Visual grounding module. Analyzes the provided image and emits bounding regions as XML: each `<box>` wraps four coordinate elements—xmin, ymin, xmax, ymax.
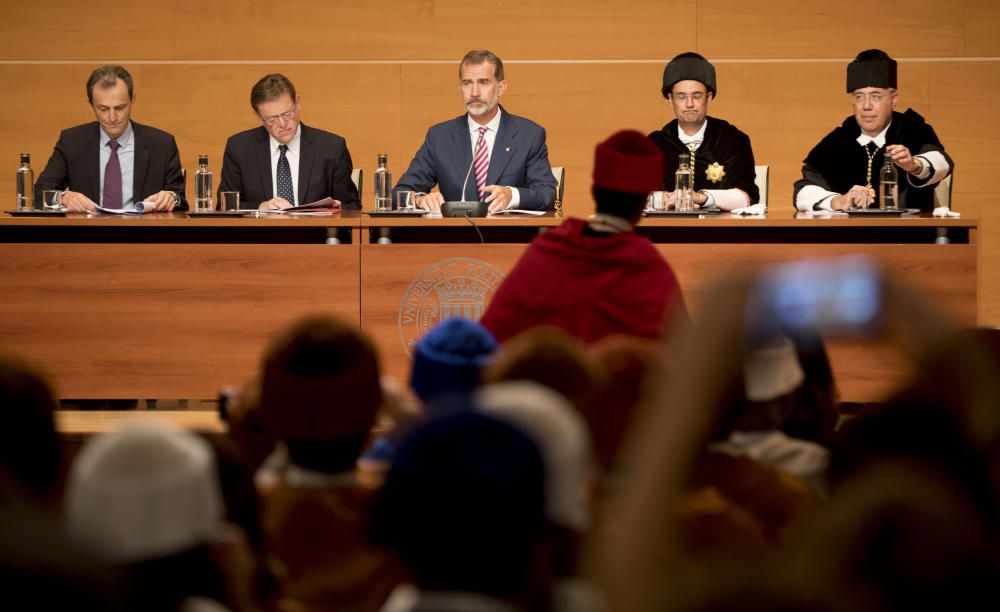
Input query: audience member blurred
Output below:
<box><xmin>0</xmin><ymin>354</ymin><xmax>62</xmax><ymax>505</ymax></box>
<box><xmin>408</xmin><ymin>318</ymin><xmax>498</xmax><ymax>405</ymax></box>
<box><xmin>586</xmin><ymin>260</ymin><xmax>1000</xmax><ymax>612</ymax></box>
<box><xmin>783</xmin><ymin>331</ymin><xmax>840</xmax><ymax>446</ymax></box>
<box><xmin>783</xmin><ymin>461</ymin><xmax>1000</xmax><ymax>611</ymax></box>
<box><xmin>0</xmin><ymin>485</ymin><xmax>126</xmax><ymax>611</ymax></box>
<box><xmin>480</xmin><ymin>129</ymin><xmax>687</xmax><ymax>344</ymax></box>
<box><xmin>370</xmin><ymin>412</ymin><xmax>550</xmax><ymax>612</ymax></box>
<box><xmin>586</xmin><ymin>334</ymin><xmax>661</xmax><ymax>473</ymax></box>
<box><xmin>65</xmin><ymin>420</ymin><xmax>253</xmax><ymax>612</ymax></box>
<box><xmin>830</xmin><ymin>328</ymin><xmax>1000</xmax><ymax>524</ymax></box>
<box><xmin>254</xmin><ymin>315</ymin><xmax>406</xmax><ymax>611</ymax></box>
<box><xmin>482</xmin><ymin>326</ymin><xmax>600</xmax><ymax>423</ymax></box>
<box><xmin>476</xmin><ymin>381</ymin><xmax>599</xmax><ymax>611</ymax></box>
<box><xmin>711</xmin><ymin>336</ymin><xmax>830</xmax><ymax>497</ymax></box>
<box><xmin>361</xmin><ymin>318</ymin><xmax>497</xmax><ymax>467</ymax></box>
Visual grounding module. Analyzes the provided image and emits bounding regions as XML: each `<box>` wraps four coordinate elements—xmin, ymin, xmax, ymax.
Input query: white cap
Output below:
<box><xmin>743</xmin><ymin>336</ymin><xmax>805</xmax><ymax>402</ymax></box>
<box><xmin>475</xmin><ymin>381</ymin><xmax>593</xmax><ymax>530</ymax></box>
<box><xmin>65</xmin><ymin>420</ymin><xmax>223</xmax><ymax>562</ymax></box>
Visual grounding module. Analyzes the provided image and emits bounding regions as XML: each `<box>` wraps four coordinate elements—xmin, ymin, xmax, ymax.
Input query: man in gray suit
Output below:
<box><xmin>394</xmin><ymin>50</ymin><xmax>557</xmax><ymax>214</ymax></box>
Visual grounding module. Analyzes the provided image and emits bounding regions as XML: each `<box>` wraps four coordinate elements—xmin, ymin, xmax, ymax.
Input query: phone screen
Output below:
<box><xmin>747</xmin><ymin>257</ymin><xmax>882</xmax><ymax>340</ymax></box>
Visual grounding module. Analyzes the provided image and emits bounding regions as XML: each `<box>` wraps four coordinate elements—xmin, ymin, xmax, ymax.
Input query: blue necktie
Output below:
<box><xmin>277</xmin><ymin>144</ymin><xmax>295</xmax><ymax>204</ymax></box>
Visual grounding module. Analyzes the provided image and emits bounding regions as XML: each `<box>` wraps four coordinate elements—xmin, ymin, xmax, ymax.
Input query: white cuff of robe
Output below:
<box><xmin>796</xmin><ymin>185</ymin><xmax>838</xmax><ymax>211</ymax></box>
<box><xmin>909</xmin><ymin>151</ymin><xmax>950</xmax><ymax>185</ymax></box>
<box><xmin>703</xmin><ymin>188</ymin><xmax>751</xmax><ymax>211</ymax></box>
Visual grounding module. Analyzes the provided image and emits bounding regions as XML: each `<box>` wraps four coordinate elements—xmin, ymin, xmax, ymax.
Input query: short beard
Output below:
<box><xmin>466</xmin><ymin>99</ymin><xmax>496</xmax><ymax>118</ymax></box>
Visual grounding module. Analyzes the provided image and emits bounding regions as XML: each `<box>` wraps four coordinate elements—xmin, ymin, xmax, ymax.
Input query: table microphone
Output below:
<box><xmin>441</xmin><ymin>138</ymin><xmax>489</xmax><ymax>217</ymax></box>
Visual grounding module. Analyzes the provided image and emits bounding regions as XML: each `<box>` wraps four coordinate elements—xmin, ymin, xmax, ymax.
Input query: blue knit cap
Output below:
<box><xmin>409</xmin><ymin>319</ymin><xmax>498</xmax><ymax>403</ymax></box>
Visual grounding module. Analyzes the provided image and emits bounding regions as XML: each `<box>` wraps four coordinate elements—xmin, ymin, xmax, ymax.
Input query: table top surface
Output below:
<box><xmin>0</xmin><ymin>209</ymin><xmax>977</xmax><ymax>229</ymax></box>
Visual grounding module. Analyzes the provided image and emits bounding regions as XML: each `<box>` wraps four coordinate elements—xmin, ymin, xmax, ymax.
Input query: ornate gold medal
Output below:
<box><xmin>706</xmin><ymin>162</ymin><xmax>726</xmax><ymax>183</ymax></box>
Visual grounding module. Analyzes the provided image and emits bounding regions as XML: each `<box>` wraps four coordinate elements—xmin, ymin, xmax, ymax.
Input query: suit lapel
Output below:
<box><xmin>486</xmin><ymin>111</ymin><xmax>515</xmax><ymax>186</ymax></box>
<box><xmin>254</xmin><ymin>127</ymin><xmax>274</xmax><ymax>200</ymax></box>
<box><xmin>448</xmin><ymin>116</ymin><xmax>474</xmax><ymax>200</ymax></box>
<box><xmin>87</xmin><ymin>123</ymin><xmax>101</xmax><ymax>200</ymax></box>
<box><xmin>132</xmin><ymin>123</ymin><xmax>150</xmax><ymax>199</ymax></box>
<box><xmin>297</xmin><ymin>124</ymin><xmax>314</xmax><ymax>205</ymax></box>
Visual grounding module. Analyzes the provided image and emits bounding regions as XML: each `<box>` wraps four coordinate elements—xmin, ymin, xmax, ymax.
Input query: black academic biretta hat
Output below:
<box><xmin>847</xmin><ymin>49</ymin><xmax>898</xmax><ymax>92</ymax></box>
<box><xmin>662</xmin><ymin>52</ymin><xmax>717</xmax><ymax>98</ymax></box>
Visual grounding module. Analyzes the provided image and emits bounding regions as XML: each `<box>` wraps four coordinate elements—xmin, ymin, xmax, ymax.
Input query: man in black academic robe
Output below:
<box><xmin>648</xmin><ymin>52</ymin><xmax>759</xmax><ymax>210</ymax></box>
<box><xmin>794</xmin><ymin>49</ymin><xmax>953</xmax><ymax>213</ymax></box>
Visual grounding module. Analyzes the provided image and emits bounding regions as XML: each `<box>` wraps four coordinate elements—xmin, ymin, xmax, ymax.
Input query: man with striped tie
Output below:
<box><xmin>394</xmin><ymin>50</ymin><xmax>558</xmax><ymax>214</ymax></box>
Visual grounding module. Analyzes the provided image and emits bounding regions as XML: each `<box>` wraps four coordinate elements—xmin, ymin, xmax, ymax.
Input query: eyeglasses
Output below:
<box><xmin>260</xmin><ymin>108</ymin><xmax>297</xmax><ymax>126</ymax></box>
<box><xmin>851</xmin><ymin>91</ymin><xmax>892</xmax><ymax>104</ymax></box>
<box><xmin>671</xmin><ymin>92</ymin><xmax>706</xmax><ymax>103</ymax></box>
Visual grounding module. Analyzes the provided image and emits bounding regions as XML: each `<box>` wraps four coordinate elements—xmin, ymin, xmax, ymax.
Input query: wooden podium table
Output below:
<box><xmin>0</xmin><ymin>212</ymin><xmax>361</xmax><ymax>399</ymax></box>
<box><xmin>360</xmin><ymin>213</ymin><xmax>977</xmax><ymax>404</ymax></box>
<box><xmin>0</xmin><ymin>211</ymin><xmax>978</xmax><ymax>404</ymax></box>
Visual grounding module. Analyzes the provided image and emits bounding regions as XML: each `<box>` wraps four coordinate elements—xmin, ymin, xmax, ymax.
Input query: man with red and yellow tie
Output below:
<box><xmin>393</xmin><ymin>50</ymin><xmax>558</xmax><ymax>214</ymax></box>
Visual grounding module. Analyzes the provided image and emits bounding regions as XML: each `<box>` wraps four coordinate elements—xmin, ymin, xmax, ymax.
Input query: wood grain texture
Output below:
<box><xmin>171</xmin><ymin>0</ymin><xmax>435</xmax><ymax>60</ymax></box>
<box><xmin>56</xmin><ymin>410</ymin><xmax>225</xmax><ymax>438</ymax></box>
<box><xmin>966</xmin><ymin>0</ymin><xmax>1000</xmax><ymax>56</ymax></box>
<box><xmin>358</xmin><ymin>234</ymin><xmax>976</xmax><ymax>403</ymax></box>
<box><xmin>927</xmin><ymin>62</ymin><xmax>1000</xmax><ymax>198</ymax></box>
<box><xmin>432</xmin><ymin>0</ymin><xmax>695</xmax><ymax>59</ymax></box>
<box><xmin>3</xmin><ymin>1</ymin><xmax>175</xmax><ymax>60</ymax></box>
<box><xmin>659</xmin><ymin>242</ymin><xmax>977</xmax><ymax>402</ymax></box>
<box><xmin>0</xmin><ymin>243</ymin><xmax>359</xmax><ymax>398</ymax></box>
<box><xmin>360</xmin><ymin>244</ymin><xmax>524</xmax><ymax>385</ymax></box>
<box><xmin>698</xmin><ymin>0</ymin><xmax>966</xmax><ymax>58</ymax></box>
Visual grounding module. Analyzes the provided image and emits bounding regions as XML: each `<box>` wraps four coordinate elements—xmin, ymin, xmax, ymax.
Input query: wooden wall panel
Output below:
<box><xmin>966</xmin><ymin>0</ymin><xmax>1000</xmax><ymax>56</ymax></box>
<box><xmin>4</xmin><ymin>2</ymin><xmax>175</xmax><ymax>60</ymax></box>
<box><xmin>925</xmin><ymin>60</ymin><xmax>998</xmax><ymax>321</ymax></box>
<box><xmin>698</xmin><ymin>0</ymin><xmax>966</xmax><ymax>58</ymax></box>
<box><xmin>433</xmin><ymin>0</ymin><xmax>695</xmax><ymax>59</ymax></box>
<box><xmin>0</xmin><ymin>243</ymin><xmax>359</xmax><ymax>398</ymax></box>
<box><xmin>171</xmin><ymin>0</ymin><xmax>435</xmax><ymax>60</ymax></box>
<box><xmin>928</xmin><ymin>62</ymin><xmax>1000</xmax><ymax>197</ymax></box>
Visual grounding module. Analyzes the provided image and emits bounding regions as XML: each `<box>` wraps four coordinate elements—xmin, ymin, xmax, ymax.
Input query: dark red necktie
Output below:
<box><xmin>103</xmin><ymin>140</ymin><xmax>122</xmax><ymax>209</ymax></box>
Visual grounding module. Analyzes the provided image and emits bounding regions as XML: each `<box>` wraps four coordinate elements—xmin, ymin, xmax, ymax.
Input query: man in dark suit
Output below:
<box><xmin>393</xmin><ymin>50</ymin><xmax>557</xmax><ymax>214</ymax></box>
<box><xmin>35</xmin><ymin>65</ymin><xmax>186</xmax><ymax>212</ymax></box>
<box><xmin>218</xmin><ymin>74</ymin><xmax>360</xmax><ymax>210</ymax></box>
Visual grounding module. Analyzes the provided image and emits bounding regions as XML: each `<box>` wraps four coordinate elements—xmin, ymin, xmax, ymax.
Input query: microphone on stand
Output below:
<box><xmin>442</xmin><ymin>135</ymin><xmax>489</xmax><ymax>218</ymax></box>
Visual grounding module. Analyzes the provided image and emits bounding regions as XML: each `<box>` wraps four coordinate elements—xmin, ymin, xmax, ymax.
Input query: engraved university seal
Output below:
<box><xmin>398</xmin><ymin>258</ymin><xmax>505</xmax><ymax>358</ymax></box>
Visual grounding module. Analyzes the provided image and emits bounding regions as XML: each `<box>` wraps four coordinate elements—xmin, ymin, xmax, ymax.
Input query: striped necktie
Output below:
<box><xmin>473</xmin><ymin>127</ymin><xmax>489</xmax><ymax>200</ymax></box>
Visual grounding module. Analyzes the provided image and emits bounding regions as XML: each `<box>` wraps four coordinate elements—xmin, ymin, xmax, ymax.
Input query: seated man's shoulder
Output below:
<box><xmin>425</xmin><ymin>114</ymin><xmax>467</xmax><ymax>136</ymax></box>
<box><xmin>709</xmin><ymin>116</ymin><xmax>752</xmax><ymax>140</ymax></box>
<box><xmin>503</xmin><ymin>111</ymin><xmax>548</xmax><ymax>134</ymax></box>
<box><xmin>226</xmin><ymin>125</ymin><xmax>268</xmax><ymax>146</ymax></box>
<box><xmin>300</xmin><ymin>124</ymin><xmax>348</xmax><ymax>146</ymax></box>
<box><xmin>132</xmin><ymin>121</ymin><xmax>179</xmax><ymax>144</ymax></box>
<box><xmin>58</xmin><ymin>121</ymin><xmax>99</xmax><ymax>140</ymax></box>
